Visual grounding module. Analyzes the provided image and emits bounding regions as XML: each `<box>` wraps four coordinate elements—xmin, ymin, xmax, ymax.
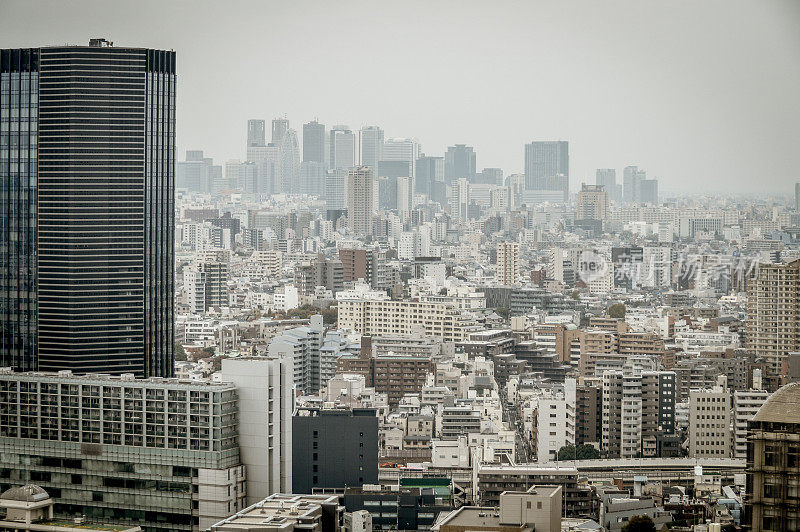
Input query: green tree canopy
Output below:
<box><xmin>556</xmin><ymin>444</ymin><xmax>600</xmax><ymax>461</ymax></box>
<box><xmin>608</xmin><ymin>303</ymin><xmax>626</xmax><ymax>319</ymax></box>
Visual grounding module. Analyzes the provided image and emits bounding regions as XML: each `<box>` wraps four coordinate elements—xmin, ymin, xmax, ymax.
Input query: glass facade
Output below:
<box><xmin>0</xmin><ymin>49</ymin><xmax>39</xmax><ymax>371</ymax></box>
<box><xmin>0</xmin><ymin>45</ymin><xmax>175</xmax><ymax>377</ymax></box>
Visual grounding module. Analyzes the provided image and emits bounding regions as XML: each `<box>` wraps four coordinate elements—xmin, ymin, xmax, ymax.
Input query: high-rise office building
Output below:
<box><xmin>247</xmin><ymin>119</ymin><xmax>266</xmax><ymax>148</ymax></box>
<box><xmin>347</xmin><ymin>166</ymin><xmax>374</xmax><ymax>236</ymax></box>
<box><xmin>0</xmin><ymin>42</ymin><xmax>175</xmax><ymax>377</ymax></box>
<box><xmin>746</xmin><ymin>259</ymin><xmax>800</xmax><ymax>391</ymax></box>
<box><xmin>445</xmin><ymin>144</ymin><xmax>476</xmax><ymax>182</ymax></box>
<box><xmin>382</xmin><ymin>138</ymin><xmax>420</xmax><ymax>194</ymax></box>
<box><xmin>689</xmin><ymin>382</ymin><xmax>732</xmax><ymax>458</ymax></box>
<box><xmin>640</xmin><ymin>178</ymin><xmax>658</xmax><ymax>204</ymax></box>
<box><xmin>271</xmin><ymin>117</ymin><xmax>289</xmax><ymax>144</ymax></box>
<box><xmin>595</xmin><ymin>169</ymin><xmax>619</xmax><ymax>202</ymax></box>
<box><xmin>329</xmin><ymin>126</ymin><xmax>356</xmax><ymax>170</ymax></box>
<box><xmin>359</xmin><ymin>125</ymin><xmax>383</xmax><ymax>172</ymax></box>
<box><xmin>302</xmin><ymin>120</ymin><xmax>326</xmax><ymax>165</ymax></box>
<box><xmin>416</xmin><ymin>155</ymin><xmax>444</xmax><ymax>197</ymax></box>
<box><xmin>796</xmin><ymin>182</ymin><xmax>800</xmax><ymax>211</ymax></box>
<box><xmin>496</xmin><ymin>242</ymin><xmax>520</xmax><ymax>286</ymax></box>
<box><xmin>623</xmin><ymin>165</ymin><xmax>646</xmax><ymax>203</ymax></box>
<box><xmin>524</xmin><ymin>141</ymin><xmax>569</xmax><ymax>201</ymax></box>
<box><xmin>279</xmin><ymin>129</ymin><xmax>300</xmax><ymax>193</ymax></box>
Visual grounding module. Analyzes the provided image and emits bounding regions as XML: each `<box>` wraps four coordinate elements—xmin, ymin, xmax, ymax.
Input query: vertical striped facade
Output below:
<box><xmin>0</xmin><ymin>44</ymin><xmax>174</xmax><ymax>377</ymax></box>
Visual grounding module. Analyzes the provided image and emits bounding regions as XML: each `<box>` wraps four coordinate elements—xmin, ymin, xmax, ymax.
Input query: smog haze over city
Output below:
<box><xmin>3</xmin><ymin>2</ymin><xmax>800</xmax><ymax>532</ymax></box>
<box><xmin>2</xmin><ymin>0</ymin><xmax>799</xmax><ymax>194</ymax></box>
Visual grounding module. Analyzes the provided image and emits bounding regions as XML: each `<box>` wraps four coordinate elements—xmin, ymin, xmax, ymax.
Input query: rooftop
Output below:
<box><xmin>752</xmin><ymin>382</ymin><xmax>800</xmax><ymax>424</ymax></box>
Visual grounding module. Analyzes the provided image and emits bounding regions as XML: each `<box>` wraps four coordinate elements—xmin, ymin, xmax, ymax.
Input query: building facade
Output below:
<box><xmin>0</xmin><ymin>369</ymin><xmax>243</xmax><ymax>531</ymax></box>
<box><xmin>0</xmin><ymin>42</ymin><xmax>175</xmax><ymax>377</ymax></box>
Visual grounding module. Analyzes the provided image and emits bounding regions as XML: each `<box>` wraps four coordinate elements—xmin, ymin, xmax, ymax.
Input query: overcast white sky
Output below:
<box><xmin>2</xmin><ymin>0</ymin><xmax>799</xmax><ymax>194</ymax></box>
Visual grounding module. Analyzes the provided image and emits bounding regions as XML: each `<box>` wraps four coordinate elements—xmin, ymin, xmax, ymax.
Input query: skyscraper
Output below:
<box><xmin>359</xmin><ymin>125</ymin><xmax>384</xmax><ymax>172</ymax></box>
<box><xmin>382</xmin><ymin>137</ymin><xmax>420</xmax><ymax>196</ymax></box>
<box><xmin>524</xmin><ymin>141</ymin><xmax>569</xmax><ymax>200</ymax></box>
<box><xmin>279</xmin><ymin>129</ymin><xmax>300</xmax><ymax>193</ymax></box>
<box><xmin>445</xmin><ymin>144</ymin><xmax>476</xmax><ymax>182</ymax></box>
<box><xmin>302</xmin><ymin>120</ymin><xmax>326</xmax><ymax>164</ymax></box>
<box><xmin>639</xmin><ymin>178</ymin><xmax>658</xmax><ymax>204</ymax></box>
<box><xmin>247</xmin><ymin>119</ymin><xmax>266</xmax><ymax>148</ymax></box>
<box><xmin>347</xmin><ymin>166</ymin><xmax>374</xmax><ymax>236</ymax></box>
<box><xmin>595</xmin><ymin>169</ymin><xmax>618</xmax><ymax>201</ymax></box>
<box><xmin>330</xmin><ymin>126</ymin><xmax>356</xmax><ymax>170</ymax></box>
<box><xmin>416</xmin><ymin>155</ymin><xmax>444</xmax><ymax>197</ymax></box>
<box><xmin>0</xmin><ymin>41</ymin><xmax>175</xmax><ymax>377</ymax></box>
<box><xmin>271</xmin><ymin>117</ymin><xmax>289</xmax><ymax>144</ymax></box>
<box><xmin>623</xmin><ymin>165</ymin><xmax>646</xmax><ymax>203</ymax></box>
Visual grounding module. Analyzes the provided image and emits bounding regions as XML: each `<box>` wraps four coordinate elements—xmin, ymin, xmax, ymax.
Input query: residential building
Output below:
<box><xmin>733</xmin><ymin>389</ymin><xmax>770</xmax><ymax>459</ymax></box>
<box><xmin>347</xmin><ymin>167</ymin><xmax>374</xmax><ymax>236</ymax></box>
<box><xmin>268</xmin><ymin>315</ymin><xmax>330</xmax><ymax>396</ymax></box>
<box><xmin>337</xmin><ymin>299</ymin><xmax>478</xmax><ymax>342</ymax></box>
<box><xmin>746</xmin><ymin>259</ymin><xmax>800</xmax><ymax>391</ymax></box>
<box><xmin>576</xmin><ymin>184</ymin><xmax>609</xmax><ymax>221</ymax></box>
<box><xmin>496</xmin><ymin>242</ymin><xmax>520</xmax><ymax>286</ymax></box>
<box><xmin>0</xmin><ymin>369</ymin><xmax>244</xmax><ymax>531</ymax></box>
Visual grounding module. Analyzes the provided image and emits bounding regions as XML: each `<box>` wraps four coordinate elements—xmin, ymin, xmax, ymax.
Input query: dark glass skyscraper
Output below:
<box><xmin>1</xmin><ymin>40</ymin><xmax>175</xmax><ymax>377</ymax></box>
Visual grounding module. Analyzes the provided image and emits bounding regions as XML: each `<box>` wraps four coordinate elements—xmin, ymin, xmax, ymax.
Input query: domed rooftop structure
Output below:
<box><xmin>0</xmin><ymin>484</ymin><xmax>49</xmax><ymax>503</ymax></box>
<box><xmin>752</xmin><ymin>382</ymin><xmax>800</xmax><ymax>424</ymax></box>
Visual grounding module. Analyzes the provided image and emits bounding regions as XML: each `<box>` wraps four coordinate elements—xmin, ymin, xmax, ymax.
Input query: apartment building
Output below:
<box><xmin>732</xmin><ymin>389</ymin><xmax>770</xmax><ymax>459</ymax></box>
<box><xmin>602</xmin><ymin>371</ymin><xmax>676</xmax><ymax>458</ymax></box>
<box><xmin>688</xmin><ymin>382</ymin><xmax>732</xmax><ymax>458</ymax></box>
<box><xmin>0</xmin><ymin>369</ymin><xmax>244</xmax><ymax>531</ymax></box>
<box><xmin>746</xmin><ymin>259</ymin><xmax>800</xmax><ymax>391</ymax></box>
<box><xmin>338</xmin><ymin>299</ymin><xmax>479</xmax><ymax>342</ymax></box>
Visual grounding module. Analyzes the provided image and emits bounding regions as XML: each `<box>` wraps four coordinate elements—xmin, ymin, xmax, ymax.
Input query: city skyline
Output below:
<box><xmin>1</xmin><ymin>0</ymin><xmax>798</xmax><ymax>194</ymax></box>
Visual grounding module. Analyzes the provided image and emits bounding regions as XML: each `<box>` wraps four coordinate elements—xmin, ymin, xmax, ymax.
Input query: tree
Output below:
<box><xmin>621</xmin><ymin>515</ymin><xmax>656</xmax><ymax>532</ymax></box>
<box><xmin>494</xmin><ymin>307</ymin><xmax>510</xmax><ymax>319</ymax></box>
<box><xmin>608</xmin><ymin>303</ymin><xmax>626</xmax><ymax>319</ymax></box>
<box><xmin>174</xmin><ymin>343</ymin><xmax>187</xmax><ymax>362</ymax></box>
<box><xmin>557</xmin><ymin>444</ymin><xmax>600</xmax><ymax>461</ymax></box>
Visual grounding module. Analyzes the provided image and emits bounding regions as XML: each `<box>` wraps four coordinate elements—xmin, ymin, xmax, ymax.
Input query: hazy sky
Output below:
<box><xmin>2</xmin><ymin>0</ymin><xmax>799</xmax><ymax>194</ymax></box>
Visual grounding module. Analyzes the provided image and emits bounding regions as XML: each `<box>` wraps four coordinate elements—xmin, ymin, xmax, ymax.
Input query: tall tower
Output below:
<box><xmin>347</xmin><ymin>166</ymin><xmax>374</xmax><ymax>236</ymax></box>
<box><xmin>0</xmin><ymin>41</ymin><xmax>175</xmax><ymax>377</ymax></box>
<box><xmin>247</xmin><ymin>119</ymin><xmax>266</xmax><ymax>148</ymax></box>
<box><xmin>271</xmin><ymin>117</ymin><xmax>289</xmax><ymax>144</ymax></box>
<box><xmin>445</xmin><ymin>144</ymin><xmax>477</xmax><ymax>182</ymax></box>
<box><xmin>359</xmin><ymin>125</ymin><xmax>383</xmax><ymax>173</ymax></box>
<box><xmin>302</xmin><ymin>120</ymin><xmax>325</xmax><ymax>165</ymax></box>
<box><xmin>329</xmin><ymin>126</ymin><xmax>356</xmax><ymax>170</ymax></box>
<box><xmin>524</xmin><ymin>141</ymin><xmax>569</xmax><ymax>200</ymax></box>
